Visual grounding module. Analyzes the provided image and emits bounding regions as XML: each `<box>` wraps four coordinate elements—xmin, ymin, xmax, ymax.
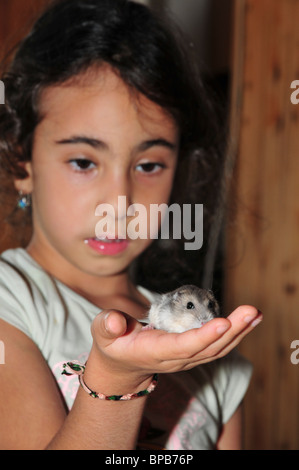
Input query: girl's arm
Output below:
<box><xmin>0</xmin><ymin>306</ymin><xmax>261</xmax><ymax>450</ymax></box>
<box><xmin>0</xmin><ymin>319</ymin><xmax>67</xmax><ymax>449</ymax></box>
<box><xmin>217</xmin><ymin>406</ymin><xmax>243</xmax><ymax>450</ymax></box>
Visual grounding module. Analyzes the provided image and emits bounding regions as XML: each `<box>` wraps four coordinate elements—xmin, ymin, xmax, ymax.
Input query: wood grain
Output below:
<box><xmin>225</xmin><ymin>0</ymin><xmax>299</xmax><ymax>450</ymax></box>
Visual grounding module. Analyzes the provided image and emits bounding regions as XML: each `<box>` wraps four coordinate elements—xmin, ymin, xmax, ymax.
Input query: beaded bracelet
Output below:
<box><xmin>62</xmin><ymin>361</ymin><xmax>159</xmax><ymax>401</ymax></box>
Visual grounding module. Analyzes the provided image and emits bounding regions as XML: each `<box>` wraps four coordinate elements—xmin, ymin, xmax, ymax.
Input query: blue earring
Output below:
<box><xmin>17</xmin><ymin>191</ymin><xmax>31</xmax><ymax>210</ymax></box>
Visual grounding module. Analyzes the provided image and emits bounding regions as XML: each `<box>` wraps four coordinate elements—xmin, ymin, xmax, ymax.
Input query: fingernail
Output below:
<box><xmin>244</xmin><ymin>315</ymin><xmax>256</xmax><ymax>324</ymax></box>
<box><xmin>244</xmin><ymin>310</ymin><xmax>262</xmax><ymax>325</ymax></box>
<box><xmin>216</xmin><ymin>324</ymin><xmax>230</xmax><ymax>335</ymax></box>
<box><xmin>104</xmin><ymin>312</ymin><xmax>111</xmax><ymax>331</ymax></box>
<box><xmin>250</xmin><ymin>317</ymin><xmax>263</xmax><ymax>328</ymax></box>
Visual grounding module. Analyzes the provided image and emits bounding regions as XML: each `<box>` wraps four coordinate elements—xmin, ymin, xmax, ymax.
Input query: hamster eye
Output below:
<box><xmin>186</xmin><ymin>302</ymin><xmax>195</xmax><ymax>310</ymax></box>
<box><xmin>208</xmin><ymin>300</ymin><xmax>215</xmax><ymax>311</ymax></box>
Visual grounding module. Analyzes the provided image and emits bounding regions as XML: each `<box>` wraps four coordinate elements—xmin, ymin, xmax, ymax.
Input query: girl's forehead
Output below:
<box><xmin>37</xmin><ymin>66</ymin><xmax>179</xmax><ymax>140</ymax></box>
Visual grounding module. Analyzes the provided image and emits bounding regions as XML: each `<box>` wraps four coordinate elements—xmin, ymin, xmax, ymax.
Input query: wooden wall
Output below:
<box><xmin>0</xmin><ymin>0</ymin><xmax>48</xmax><ymax>48</ymax></box>
<box><xmin>225</xmin><ymin>0</ymin><xmax>299</xmax><ymax>450</ymax></box>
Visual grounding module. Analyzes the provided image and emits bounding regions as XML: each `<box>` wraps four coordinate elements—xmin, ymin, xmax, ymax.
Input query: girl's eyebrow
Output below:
<box><xmin>55</xmin><ymin>135</ymin><xmax>177</xmax><ymax>152</ymax></box>
<box><xmin>55</xmin><ymin>136</ymin><xmax>105</xmax><ymax>149</ymax></box>
<box><xmin>138</xmin><ymin>138</ymin><xmax>177</xmax><ymax>152</ymax></box>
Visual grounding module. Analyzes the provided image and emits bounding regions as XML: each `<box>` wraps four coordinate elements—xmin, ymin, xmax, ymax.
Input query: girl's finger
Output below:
<box><xmin>147</xmin><ymin>305</ymin><xmax>262</xmax><ymax>363</ymax></box>
<box><xmin>137</xmin><ymin>316</ymin><xmax>232</xmax><ymax>364</ymax></box>
<box><xmin>185</xmin><ymin>306</ymin><xmax>263</xmax><ymax>365</ymax></box>
<box><xmin>209</xmin><ymin>308</ymin><xmax>263</xmax><ymax>359</ymax></box>
<box><xmin>91</xmin><ymin>310</ymin><xmax>129</xmax><ymax>345</ymax></box>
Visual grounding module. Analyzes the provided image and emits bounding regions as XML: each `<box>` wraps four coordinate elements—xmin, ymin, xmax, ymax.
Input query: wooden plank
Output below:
<box><xmin>225</xmin><ymin>0</ymin><xmax>299</xmax><ymax>450</ymax></box>
<box><xmin>0</xmin><ymin>0</ymin><xmax>48</xmax><ymax>53</ymax></box>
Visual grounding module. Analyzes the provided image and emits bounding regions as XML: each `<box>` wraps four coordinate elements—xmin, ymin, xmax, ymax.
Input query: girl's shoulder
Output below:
<box><xmin>0</xmin><ymin>248</ymin><xmax>70</xmax><ymax>344</ymax></box>
<box><xmin>0</xmin><ymin>246</ymin><xmax>53</xmax><ymax>314</ymax></box>
<box><xmin>0</xmin><ymin>248</ymin><xmax>43</xmax><ymax>339</ymax></box>
<box><xmin>0</xmin><ymin>247</ymin><xmax>42</xmax><ymax>281</ymax></box>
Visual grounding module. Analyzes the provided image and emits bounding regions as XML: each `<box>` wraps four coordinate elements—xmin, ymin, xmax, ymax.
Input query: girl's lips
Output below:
<box><xmin>85</xmin><ymin>237</ymin><xmax>129</xmax><ymax>256</ymax></box>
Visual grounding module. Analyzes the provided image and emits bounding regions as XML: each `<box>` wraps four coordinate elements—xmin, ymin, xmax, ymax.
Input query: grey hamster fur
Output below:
<box><xmin>146</xmin><ymin>284</ymin><xmax>220</xmax><ymax>333</ymax></box>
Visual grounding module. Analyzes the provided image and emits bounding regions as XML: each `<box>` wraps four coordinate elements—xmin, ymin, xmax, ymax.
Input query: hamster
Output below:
<box><xmin>143</xmin><ymin>284</ymin><xmax>220</xmax><ymax>333</ymax></box>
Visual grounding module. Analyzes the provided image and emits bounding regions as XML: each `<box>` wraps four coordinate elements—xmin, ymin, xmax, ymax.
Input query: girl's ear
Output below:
<box><xmin>14</xmin><ymin>162</ymin><xmax>34</xmax><ymax>194</ymax></box>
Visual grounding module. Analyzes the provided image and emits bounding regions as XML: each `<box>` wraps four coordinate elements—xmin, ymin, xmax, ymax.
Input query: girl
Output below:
<box><xmin>0</xmin><ymin>0</ymin><xmax>262</xmax><ymax>450</ymax></box>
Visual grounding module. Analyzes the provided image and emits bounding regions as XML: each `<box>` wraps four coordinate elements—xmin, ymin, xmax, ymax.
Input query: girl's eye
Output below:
<box><xmin>135</xmin><ymin>162</ymin><xmax>166</xmax><ymax>174</ymax></box>
<box><xmin>68</xmin><ymin>158</ymin><xmax>96</xmax><ymax>172</ymax></box>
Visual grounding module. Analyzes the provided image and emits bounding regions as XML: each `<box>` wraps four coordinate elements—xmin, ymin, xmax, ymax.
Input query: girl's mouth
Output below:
<box><xmin>84</xmin><ymin>237</ymin><xmax>130</xmax><ymax>256</ymax></box>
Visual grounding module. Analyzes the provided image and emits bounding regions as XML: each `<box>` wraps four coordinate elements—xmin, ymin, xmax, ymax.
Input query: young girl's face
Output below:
<box><xmin>16</xmin><ymin>66</ymin><xmax>179</xmax><ymax>281</ymax></box>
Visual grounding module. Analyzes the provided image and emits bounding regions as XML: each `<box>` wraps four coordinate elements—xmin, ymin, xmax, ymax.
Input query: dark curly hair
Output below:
<box><xmin>0</xmin><ymin>0</ymin><xmax>225</xmax><ymax>293</ymax></box>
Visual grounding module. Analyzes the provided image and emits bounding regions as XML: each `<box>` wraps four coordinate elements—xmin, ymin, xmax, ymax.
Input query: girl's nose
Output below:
<box><xmin>95</xmin><ymin>171</ymin><xmax>134</xmax><ymax>233</ymax></box>
<box><xmin>106</xmin><ymin>174</ymin><xmax>133</xmax><ymax>216</ymax></box>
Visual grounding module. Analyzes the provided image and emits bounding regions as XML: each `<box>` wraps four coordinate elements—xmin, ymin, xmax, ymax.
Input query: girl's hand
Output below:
<box><xmin>90</xmin><ymin>306</ymin><xmax>262</xmax><ymax>379</ymax></box>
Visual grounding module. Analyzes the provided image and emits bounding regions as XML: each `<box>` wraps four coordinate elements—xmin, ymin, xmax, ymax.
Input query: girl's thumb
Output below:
<box><xmin>91</xmin><ymin>310</ymin><xmax>128</xmax><ymax>343</ymax></box>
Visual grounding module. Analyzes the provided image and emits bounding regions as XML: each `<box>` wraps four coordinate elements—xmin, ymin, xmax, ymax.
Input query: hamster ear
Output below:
<box><xmin>173</xmin><ymin>291</ymin><xmax>178</xmax><ymax>300</ymax></box>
